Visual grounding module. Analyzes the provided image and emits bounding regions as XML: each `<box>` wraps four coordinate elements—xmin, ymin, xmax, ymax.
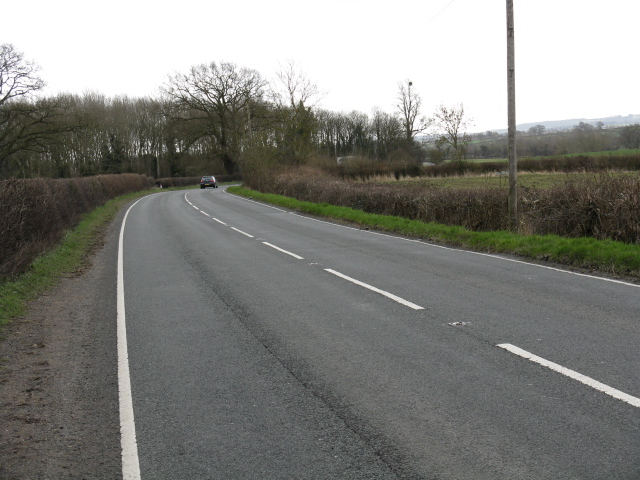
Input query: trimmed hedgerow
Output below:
<box><xmin>0</xmin><ymin>174</ymin><xmax>154</xmax><ymax>280</ymax></box>
<box><xmin>251</xmin><ymin>168</ymin><xmax>640</xmax><ymax>244</ymax></box>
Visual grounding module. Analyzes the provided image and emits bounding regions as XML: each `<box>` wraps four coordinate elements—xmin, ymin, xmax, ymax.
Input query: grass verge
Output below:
<box><xmin>0</xmin><ymin>188</ymin><xmax>163</xmax><ymax>333</ymax></box>
<box><xmin>228</xmin><ymin>186</ymin><xmax>640</xmax><ymax>279</ymax></box>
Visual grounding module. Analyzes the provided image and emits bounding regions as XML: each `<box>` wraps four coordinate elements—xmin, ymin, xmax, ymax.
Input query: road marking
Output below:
<box><xmin>231</xmin><ymin>227</ymin><xmax>254</xmax><ymax>238</ymax></box>
<box><xmin>118</xmin><ymin>200</ymin><xmax>143</xmax><ymax>480</ymax></box>
<box><xmin>497</xmin><ymin>343</ymin><xmax>640</xmax><ymax>409</ymax></box>
<box><xmin>263</xmin><ymin>242</ymin><xmax>304</xmax><ymax>259</ymax></box>
<box><xmin>212</xmin><ymin>218</ymin><xmax>227</xmax><ymax>225</ymax></box>
<box><xmin>325</xmin><ymin>268</ymin><xmax>424</xmax><ymax>310</ymax></box>
<box><xmin>223</xmin><ymin>189</ymin><xmax>288</xmax><ymax>213</ymax></box>
<box><xmin>225</xmin><ymin>191</ymin><xmax>640</xmax><ymax>290</ymax></box>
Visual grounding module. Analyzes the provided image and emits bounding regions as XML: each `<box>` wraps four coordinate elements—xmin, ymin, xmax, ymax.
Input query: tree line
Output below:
<box><xmin>463</xmin><ymin>122</ymin><xmax>640</xmax><ymax>161</ymax></box>
<box><xmin>4</xmin><ymin>43</ymin><xmax>636</xmax><ymax>181</ymax></box>
<box><xmin>1</xmin><ymin>44</ymin><xmax>478</xmax><ymax>180</ymax></box>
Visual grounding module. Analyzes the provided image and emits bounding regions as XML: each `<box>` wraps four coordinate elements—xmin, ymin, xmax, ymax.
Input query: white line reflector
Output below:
<box><xmin>497</xmin><ymin>343</ymin><xmax>640</xmax><ymax>409</ymax></box>
<box><xmin>231</xmin><ymin>227</ymin><xmax>254</xmax><ymax>238</ymax></box>
<box><xmin>325</xmin><ymin>268</ymin><xmax>424</xmax><ymax>310</ymax></box>
<box><xmin>263</xmin><ymin>242</ymin><xmax>304</xmax><ymax>259</ymax></box>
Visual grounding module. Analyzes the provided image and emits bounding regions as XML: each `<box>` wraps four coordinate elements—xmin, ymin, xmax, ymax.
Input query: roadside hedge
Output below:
<box><xmin>256</xmin><ymin>168</ymin><xmax>640</xmax><ymax>244</ymax></box>
<box><xmin>0</xmin><ymin>174</ymin><xmax>154</xmax><ymax>280</ymax></box>
<box><xmin>333</xmin><ymin>154</ymin><xmax>640</xmax><ymax>181</ymax></box>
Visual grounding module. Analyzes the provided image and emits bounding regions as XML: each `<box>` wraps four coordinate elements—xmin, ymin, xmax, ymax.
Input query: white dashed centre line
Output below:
<box><xmin>263</xmin><ymin>242</ymin><xmax>304</xmax><ymax>259</ymax></box>
<box><xmin>231</xmin><ymin>227</ymin><xmax>254</xmax><ymax>238</ymax></box>
<box><xmin>325</xmin><ymin>268</ymin><xmax>424</xmax><ymax>310</ymax></box>
<box><xmin>185</xmin><ymin>192</ymin><xmax>425</xmax><ymax>311</ymax></box>
<box><xmin>498</xmin><ymin>343</ymin><xmax>640</xmax><ymax>409</ymax></box>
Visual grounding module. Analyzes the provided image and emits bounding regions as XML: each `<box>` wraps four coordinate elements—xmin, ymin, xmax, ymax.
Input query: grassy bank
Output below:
<box><xmin>0</xmin><ymin>189</ymin><xmax>162</xmax><ymax>331</ymax></box>
<box><xmin>228</xmin><ymin>186</ymin><xmax>640</xmax><ymax>279</ymax></box>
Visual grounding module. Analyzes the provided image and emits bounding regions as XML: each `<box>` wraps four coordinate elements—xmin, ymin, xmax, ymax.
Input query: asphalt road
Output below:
<box><xmin>119</xmin><ymin>186</ymin><xmax>640</xmax><ymax>479</ymax></box>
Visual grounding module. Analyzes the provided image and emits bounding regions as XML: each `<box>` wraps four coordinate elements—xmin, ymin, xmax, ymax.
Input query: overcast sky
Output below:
<box><xmin>3</xmin><ymin>0</ymin><xmax>638</xmax><ymax>132</ymax></box>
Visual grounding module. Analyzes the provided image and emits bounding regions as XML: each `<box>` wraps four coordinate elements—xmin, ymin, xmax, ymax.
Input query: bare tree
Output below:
<box><xmin>269</xmin><ymin>61</ymin><xmax>322</xmax><ymax>165</ymax></box>
<box><xmin>396</xmin><ymin>80</ymin><xmax>429</xmax><ymax>144</ymax></box>
<box><xmin>620</xmin><ymin>124</ymin><xmax>640</xmax><ymax>149</ymax></box>
<box><xmin>0</xmin><ymin>44</ymin><xmax>45</xmax><ymax>104</ymax></box>
<box><xmin>431</xmin><ymin>103</ymin><xmax>473</xmax><ymax>163</ymax></box>
<box><xmin>272</xmin><ymin>60</ymin><xmax>323</xmax><ymax>110</ymax></box>
<box><xmin>571</xmin><ymin>122</ymin><xmax>608</xmax><ymax>153</ymax></box>
<box><xmin>315</xmin><ymin>109</ymin><xmax>343</xmax><ymax>157</ymax></box>
<box><xmin>161</xmin><ymin>61</ymin><xmax>266</xmax><ymax>174</ymax></box>
<box><xmin>370</xmin><ymin>107</ymin><xmax>403</xmax><ymax>160</ymax></box>
<box><xmin>0</xmin><ymin>44</ymin><xmax>72</xmax><ymax>172</ymax></box>
<box><xmin>528</xmin><ymin>124</ymin><xmax>546</xmax><ymax>136</ymax></box>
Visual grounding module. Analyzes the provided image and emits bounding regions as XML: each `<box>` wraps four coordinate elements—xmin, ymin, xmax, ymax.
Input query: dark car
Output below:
<box><xmin>200</xmin><ymin>176</ymin><xmax>218</xmax><ymax>189</ymax></box>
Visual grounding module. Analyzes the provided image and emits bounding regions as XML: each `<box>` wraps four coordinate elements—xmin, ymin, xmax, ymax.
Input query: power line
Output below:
<box><xmin>422</xmin><ymin>0</ymin><xmax>458</xmax><ymax>27</ymax></box>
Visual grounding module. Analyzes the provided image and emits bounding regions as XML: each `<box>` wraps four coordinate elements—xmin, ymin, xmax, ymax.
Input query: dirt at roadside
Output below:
<box><xmin>0</xmin><ymin>226</ymin><xmax>122</xmax><ymax>479</ymax></box>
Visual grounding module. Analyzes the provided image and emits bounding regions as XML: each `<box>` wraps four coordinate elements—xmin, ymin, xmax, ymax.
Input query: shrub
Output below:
<box><xmin>429</xmin><ymin>154</ymin><xmax>640</xmax><ymax>176</ymax></box>
<box><xmin>258</xmin><ymin>168</ymin><xmax>640</xmax><ymax>244</ymax></box>
<box><xmin>0</xmin><ymin>174</ymin><xmax>154</xmax><ymax>280</ymax></box>
<box><xmin>521</xmin><ymin>173</ymin><xmax>640</xmax><ymax>243</ymax></box>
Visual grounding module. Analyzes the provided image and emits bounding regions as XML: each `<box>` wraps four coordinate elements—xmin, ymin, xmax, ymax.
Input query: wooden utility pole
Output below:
<box><xmin>507</xmin><ymin>0</ymin><xmax>517</xmax><ymax>230</ymax></box>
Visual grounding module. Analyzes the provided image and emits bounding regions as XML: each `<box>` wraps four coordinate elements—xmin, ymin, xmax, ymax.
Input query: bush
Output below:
<box><xmin>0</xmin><ymin>174</ymin><xmax>154</xmax><ymax>280</ymax></box>
<box><xmin>259</xmin><ymin>168</ymin><xmax>640</xmax><ymax>244</ymax></box>
<box><xmin>422</xmin><ymin>154</ymin><xmax>640</xmax><ymax>177</ymax></box>
<box><xmin>521</xmin><ymin>173</ymin><xmax>640</xmax><ymax>243</ymax></box>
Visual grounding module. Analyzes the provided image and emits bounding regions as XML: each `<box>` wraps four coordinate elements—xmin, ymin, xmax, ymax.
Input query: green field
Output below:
<box><xmin>560</xmin><ymin>148</ymin><xmax>640</xmax><ymax>157</ymax></box>
<box><xmin>469</xmin><ymin>157</ymin><xmax>508</xmax><ymax>163</ymax></box>
<box><xmin>469</xmin><ymin>149</ymin><xmax>640</xmax><ymax>164</ymax></box>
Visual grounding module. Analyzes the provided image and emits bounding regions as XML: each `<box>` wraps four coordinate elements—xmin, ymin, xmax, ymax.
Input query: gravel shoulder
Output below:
<box><xmin>0</xmin><ymin>215</ymin><xmax>123</xmax><ymax>479</ymax></box>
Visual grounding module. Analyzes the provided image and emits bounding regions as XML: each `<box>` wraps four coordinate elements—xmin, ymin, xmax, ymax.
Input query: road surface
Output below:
<box><xmin>118</xmin><ymin>186</ymin><xmax>640</xmax><ymax>479</ymax></box>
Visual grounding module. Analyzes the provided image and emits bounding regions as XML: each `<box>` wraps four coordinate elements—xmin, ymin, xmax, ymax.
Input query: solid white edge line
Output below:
<box><xmin>231</xmin><ymin>227</ymin><xmax>254</xmax><ymax>238</ymax></box>
<box><xmin>497</xmin><ymin>343</ymin><xmax>640</xmax><ymax>409</ymax></box>
<box><xmin>222</xmin><ymin>189</ymin><xmax>288</xmax><ymax>213</ymax></box>
<box><xmin>262</xmin><ymin>242</ymin><xmax>304</xmax><ymax>259</ymax></box>
<box><xmin>118</xmin><ymin>201</ymin><xmax>143</xmax><ymax>480</ymax></box>
<box><xmin>325</xmin><ymin>268</ymin><xmax>424</xmax><ymax>310</ymax></box>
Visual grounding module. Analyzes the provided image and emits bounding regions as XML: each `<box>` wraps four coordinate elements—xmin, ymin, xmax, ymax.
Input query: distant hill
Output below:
<box><xmin>477</xmin><ymin>114</ymin><xmax>640</xmax><ymax>134</ymax></box>
<box><xmin>516</xmin><ymin>114</ymin><xmax>640</xmax><ymax>132</ymax></box>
